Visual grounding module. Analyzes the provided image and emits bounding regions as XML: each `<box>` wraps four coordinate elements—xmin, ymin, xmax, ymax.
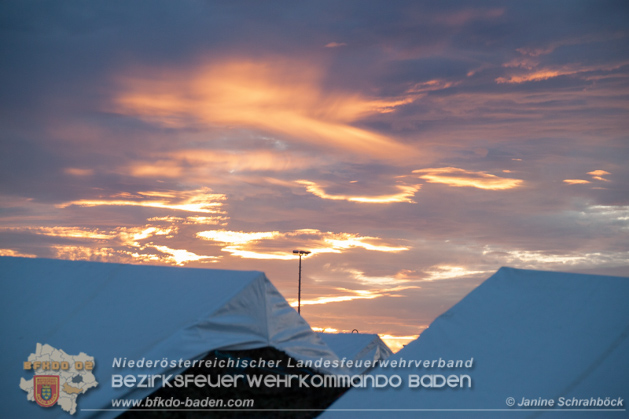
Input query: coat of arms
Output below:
<box><xmin>34</xmin><ymin>375</ymin><xmax>60</xmax><ymax>408</ymax></box>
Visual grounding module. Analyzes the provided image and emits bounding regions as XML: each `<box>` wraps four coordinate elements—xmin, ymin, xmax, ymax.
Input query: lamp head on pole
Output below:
<box><xmin>293</xmin><ymin>250</ymin><xmax>311</xmax><ymax>255</ymax></box>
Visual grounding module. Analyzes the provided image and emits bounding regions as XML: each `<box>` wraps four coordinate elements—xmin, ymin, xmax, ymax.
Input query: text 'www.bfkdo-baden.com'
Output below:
<box><xmin>110</xmin><ymin>396</ymin><xmax>254</xmax><ymax>409</ymax></box>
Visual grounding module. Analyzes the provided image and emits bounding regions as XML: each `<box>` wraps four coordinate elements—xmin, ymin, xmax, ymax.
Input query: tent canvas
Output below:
<box><xmin>0</xmin><ymin>257</ymin><xmax>343</xmax><ymax>418</ymax></box>
<box><xmin>322</xmin><ymin>267</ymin><xmax>629</xmax><ymax>418</ymax></box>
<box><xmin>317</xmin><ymin>332</ymin><xmax>393</xmax><ymax>374</ymax></box>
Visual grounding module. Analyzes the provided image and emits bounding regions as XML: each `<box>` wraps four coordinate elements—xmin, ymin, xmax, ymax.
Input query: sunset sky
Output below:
<box><xmin>1</xmin><ymin>1</ymin><xmax>628</xmax><ymax>351</ymax></box>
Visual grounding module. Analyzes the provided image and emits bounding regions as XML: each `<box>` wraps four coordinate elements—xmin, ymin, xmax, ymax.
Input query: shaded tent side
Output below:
<box><xmin>317</xmin><ymin>332</ymin><xmax>393</xmax><ymax>374</ymax></box>
<box><xmin>321</xmin><ymin>267</ymin><xmax>629</xmax><ymax>419</ymax></box>
<box><xmin>0</xmin><ymin>257</ymin><xmax>344</xmax><ymax>419</ymax></box>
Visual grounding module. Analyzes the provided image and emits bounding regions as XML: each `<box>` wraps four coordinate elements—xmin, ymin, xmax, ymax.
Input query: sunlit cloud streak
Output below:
<box><xmin>2</xmin><ymin>226</ymin><xmax>175</xmax><ymax>248</ymax></box>
<box><xmin>497</xmin><ymin>41</ymin><xmax>629</xmax><ymax>84</ymax></box>
<box><xmin>197</xmin><ymin>229</ymin><xmax>408</xmax><ymax>260</ymax></box>
<box><xmin>291</xmin><ymin>291</ymin><xmax>380</xmax><ymax>306</ymax></box>
<box><xmin>0</xmin><ymin>249</ymin><xmax>37</xmax><ymax>258</ymax></box>
<box><xmin>129</xmin><ymin>149</ymin><xmax>323</xmax><ymax>179</ymax></box>
<box><xmin>588</xmin><ymin>170</ymin><xmax>611</xmax><ymax>181</ymax></box>
<box><xmin>4</xmin><ymin>224</ymin><xmax>219</xmax><ymax>266</ymax></box>
<box><xmin>483</xmin><ymin>246</ymin><xmax>629</xmax><ymax>270</ymax></box>
<box><xmin>289</xmin><ymin>285</ymin><xmax>419</xmax><ymax>307</ymax></box>
<box><xmin>496</xmin><ymin>68</ymin><xmax>580</xmax><ymax>84</ymax></box>
<box><xmin>296</xmin><ymin>180</ymin><xmax>421</xmax><ymax>203</ymax></box>
<box><xmin>57</xmin><ymin>188</ymin><xmax>226</xmax><ymax>214</ymax></box>
<box><xmin>563</xmin><ymin>170</ymin><xmax>611</xmax><ymax>185</ymax></box>
<box><xmin>51</xmin><ymin>245</ymin><xmax>121</xmax><ymax>262</ymax></box>
<box><xmin>328</xmin><ymin>268</ymin><xmax>418</xmax><ymax>286</ymax></box>
<box><xmin>117</xmin><ymin>227</ymin><xmax>175</xmax><ymax>246</ymax></box>
<box><xmin>12</xmin><ymin>227</ymin><xmax>118</xmax><ymax>240</ymax></box>
<box><xmin>113</xmin><ymin>58</ymin><xmax>416</xmax><ymax>160</ymax></box>
<box><xmin>407</xmin><ymin>79</ymin><xmax>459</xmax><ymax>94</ymax></box>
<box><xmin>147</xmin><ymin>215</ymin><xmax>228</xmax><ymax>226</ymax></box>
<box><xmin>496</xmin><ymin>62</ymin><xmax>629</xmax><ymax>84</ymax></box>
<box><xmin>49</xmin><ymin>245</ymin><xmax>184</xmax><ymax>266</ymax></box>
<box><xmin>64</xmin><ymin>168</ymin><xmax>94</xmax><ymax>177</ymax></box>
<box><xmin>413</xmin><ymin>167</ymin><xmax>523</xmax><ymax>190</ymax></box>
<box><xmin>150</xmin><ymin>245</ymin><xmax>218</xmax><ymax>266</ymax></box>
<box><xmin>422</xmin><ymin>265</ymin><xmax>491</xmax><ymax>281</ymax></box>
<box><xmin>563</xmin><ymin>179</ymin><xmax>590</xmax><ymax>185</ymax></box>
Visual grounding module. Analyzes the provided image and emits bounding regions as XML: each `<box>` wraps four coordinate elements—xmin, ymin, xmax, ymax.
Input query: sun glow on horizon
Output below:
<box><xmin>310</xmin><ymin>327</ymin><xmax>420</xmax><ymax>353</ymax></box>
<box><xmin>379</xmin><ymin>334</ymin><xmax>422</xmax><ymax>353</ymax></box>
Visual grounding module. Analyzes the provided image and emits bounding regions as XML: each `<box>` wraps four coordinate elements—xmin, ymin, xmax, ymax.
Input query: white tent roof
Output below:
<box><xmin>0</xmin><ymin>257</ymin><xmax>343</xmax><ymax>418</ymax></box>
<box><xmin>317</xmin><ymin>332</ymin><xmax>393</xmax><ymax>374</ymax></box>
<box><xmin>323</xmin><ymin>267</ymin><xmax>629</xmax><ymax>418</ymax></box>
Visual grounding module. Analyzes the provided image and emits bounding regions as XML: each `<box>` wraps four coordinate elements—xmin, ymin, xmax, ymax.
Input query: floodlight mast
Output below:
<box><xmin>293</xmin><ymin>250</ymin><xmax>311</xmax><ymax>314</ymax></box>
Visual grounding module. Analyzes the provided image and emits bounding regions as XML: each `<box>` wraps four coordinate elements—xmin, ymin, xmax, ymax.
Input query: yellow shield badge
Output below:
<box><xmin>34</xmin><ymin>375</ymin><xmax>60</xmax><ymax>408</ymax></box>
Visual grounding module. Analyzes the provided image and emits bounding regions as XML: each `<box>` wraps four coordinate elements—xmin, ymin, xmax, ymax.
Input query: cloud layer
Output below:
<box><xmin>1</xmin><ymin>1</ymin><xmax>628</xmax><ymax>351</ymax></box>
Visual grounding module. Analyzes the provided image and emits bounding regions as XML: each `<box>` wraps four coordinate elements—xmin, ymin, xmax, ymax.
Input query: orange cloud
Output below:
<box><xmin>171</xmin><ymin>149</ymin><xmax>320</xmax><ymax>172</ymax></box>
<box><xmin>113</xmin><ymin>58</ymin><xmax>415</xmax><ymax>160</ymax></box>
<box><xmin>0</xmin><ymin>249</ymin><xmax>37</xmax><ymax>258</ymax></box>
<box><xmin>496</xmin><ymin>69</ymin><xmax>576</xmax><ymax>84</ymax></box>
<box><xmin>26</xmin><ymin>227</ymin><xmax>117</xmax><ymax>240</ymax></box>
<box><xmin>296</xmin><ymin>180</ymin><xmax>421</xmax><ymax>203</ymax></box>
<box><xmin>496</xmin><ymin>61</ymin><xmax>627</xmax><ymax>84</ymax></box>
<box><xmin>2</xmin><ymin>225</ymin><xmax>175</xmax><ymax>248</ymax></box>
<box><xmin>563</xmin><ymin>179</ymin><xmax>590</xmax><ymax>185</ymax></box>
<box><xmin>407</xmin><ymin>79</ymin><xmax>458</xmax><ymax>93</ymax></box>
<box><xmin>129</xmin><ymin>162</ymin><xmax>183</xmax><ymax>178</ymax></box>
<box><xmin>413</xmin><ymin>167</ymin><xmax>523</xmax><ymax>190</ymax></box>
<box><xmin>7</xmin><ymin>223</ymin><xmax>221</xmax><ymax>267</ymax></box>
<box><xmin>64</xmin><ymin>168</ymin><xmax>94</xmax><ymax>177</ymax></box>
<box><xmin>49</xmin><ymin>245</ymin><xmax>171</xmax><ymax>265</ymax></box>
<box><xmin>588</xmin><ymin>170</ymin><xmax>611</xmax><ymax>181</ymax></box>
<box><xmin>52</xmin><ymin>245</ymin><xmax>120</xmax><ymax>262</ymax></box>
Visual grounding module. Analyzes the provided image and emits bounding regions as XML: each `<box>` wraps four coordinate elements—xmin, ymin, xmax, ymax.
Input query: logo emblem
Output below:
<box><xmin>34</xmin><ymin>375</ymin><xmax>59</xmax><ymax>408</ymax></box>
